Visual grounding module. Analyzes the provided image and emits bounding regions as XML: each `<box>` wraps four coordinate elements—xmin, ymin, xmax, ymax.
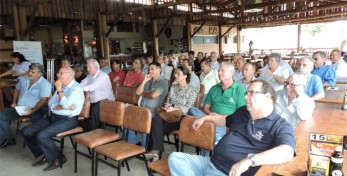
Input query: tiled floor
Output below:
<box><xmin>0</xmin><ymin>124</ymin><xmax>190</xmax><ymax>176</ymax></box>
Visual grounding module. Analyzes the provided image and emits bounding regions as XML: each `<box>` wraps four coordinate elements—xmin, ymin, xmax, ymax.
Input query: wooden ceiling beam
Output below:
<box><xmin>23</xmin><ymin>4</ymin><xmax>39</xmax><ymax>37</ymax></box>
<box><xmin>18</xmin><ymin>0</ymin><xmax>51</xmax><ymax>7</ymax></box>
<box><xmin>104</xmin><ymin>0</ymin><xmax>201</xmax><ymax>15</ymax></box>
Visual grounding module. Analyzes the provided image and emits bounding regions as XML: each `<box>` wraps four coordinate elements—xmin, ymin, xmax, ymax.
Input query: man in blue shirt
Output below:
<box><xmin>0</xmin><ymin>63</ymin><xmax>51</xmax><ymax>148</ymax></box>
<box><xmin>168</xmin><ymin>80</ymin><xmax>296</xmax><ymax>176</ymax></box>
<box><xmin>21</xmin><ymin>66</ymin><xmax>84</xmax><ymax>171</ymax></box>
<box><xmin>311</xmin><ymin>51</ymin><xmax>336</xmax><ymax>87</ymax></box>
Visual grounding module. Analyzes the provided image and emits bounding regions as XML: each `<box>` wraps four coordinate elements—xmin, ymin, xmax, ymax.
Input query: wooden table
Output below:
<box><xmin>0</xmin><ymin>79</ymin><xmax>17</xmax><ymax>110</ymax></box>
<box><xmin>316</xmin><ymin>84</ymin><xmax>346</xmax><ymax>104</ymax></box>
<box><xmin>256</xmin><ymin>103</ymin><xmax>347</xmax><ymax>176</ymax></box>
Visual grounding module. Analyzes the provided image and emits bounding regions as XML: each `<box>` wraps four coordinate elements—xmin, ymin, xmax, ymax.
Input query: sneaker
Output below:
<box><xmin>144</xmin><ymin>153</ymin><xmax>159</xmax><ymax>161</ymax></box>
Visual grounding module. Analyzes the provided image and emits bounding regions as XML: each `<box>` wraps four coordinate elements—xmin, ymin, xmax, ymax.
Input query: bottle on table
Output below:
<box><xmin>329</xmin><ymin>145</ymin><xmax>344</xmax><ymax>176</ymax></box>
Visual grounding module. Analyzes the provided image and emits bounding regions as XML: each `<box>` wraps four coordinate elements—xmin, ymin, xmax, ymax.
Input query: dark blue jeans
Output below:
<box><xmin>21</xmin><ymin>114</ymin><xmax>78</xmax><ymax>162</ymax></box>
<box><xmin>0</xmin><ymin>107</ymin><xmax>45</xmax><ymax>140</ymax></box>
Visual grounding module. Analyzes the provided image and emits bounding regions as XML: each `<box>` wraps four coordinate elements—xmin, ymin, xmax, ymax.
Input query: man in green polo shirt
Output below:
<box><xmin>188</xmin><ymin>62</ymin><xmax>246</xmax><ymax>155</ymax></box>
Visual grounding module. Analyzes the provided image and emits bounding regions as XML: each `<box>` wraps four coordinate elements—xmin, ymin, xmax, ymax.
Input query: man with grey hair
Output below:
<box><xmin>81</xmin><ymin>59</ymin><xmax>115</xmax><ymax>129</ymax></box>
<box><xmin>22</xmin><ymin>66</ymin><xmax>84</xmax><ymax>171</ymax></box>
<box><xmin>258</xmin><ymin>53</ymin><xmax>290</xmax><ymax>91</ymax></box>
<box><xmin>0</xmin><ymin>63</ymin><xmax>51</xmax><ymax>148</ymax></box>
<box><xmin>188</xmin><ymin>62</ymin><xmax>246</xmax><ymax>156</ymax></box>
<box><xmin>297</xmin><ymin>57</ymin><xmax>324</xmax><ymax>100</ymax></box>
<box><xmin>157</xmin><ymin>55</ymin><xmax>172</xmax><ymax>84</ymax></box>
<box><xmin>330</xmin><ymin>49</ymin><xmax>347</xmax><ymax>81</ymax></box>
<box><xmin>199</xmin><ymin>60</ymin><xmax>220</xmax><ymax>105</ymax></box>
<box><xmin>311</xmin><ymin>51</ymin><xmax>336</xmax><ymax>87</ymax></box>
<box><xmin>275</xmin><ymin>73</ymin><xmax>315</xmax><ymax>129</ymax></box>
<box><xmin>210</xmin><ymin>51</ymin><xmax>220</xmax><ymax>71</ymax></box>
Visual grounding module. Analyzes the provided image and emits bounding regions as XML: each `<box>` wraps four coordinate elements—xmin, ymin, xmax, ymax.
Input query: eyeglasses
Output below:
<box><xmin>244</xmin><ymin>90</ymin><xmax>264</xmax><ymax>96</ymax></box>
<box><xmin>284</xmin><ymin>81</ymin><xmax>301</xmax><ymax>88</ymax></box>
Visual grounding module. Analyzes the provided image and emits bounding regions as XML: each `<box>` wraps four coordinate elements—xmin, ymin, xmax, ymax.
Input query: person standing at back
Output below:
<box><xmin>80</xmin><ymin>59</ymin><xmax>115</xmax><ymax>130</ymax></box>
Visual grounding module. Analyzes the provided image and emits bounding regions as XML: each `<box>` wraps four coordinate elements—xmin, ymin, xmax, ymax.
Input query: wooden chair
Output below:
<box><xmin>72</xmin><ymin>100</ymin><xmax>125</xmax><ymax>175</ymax></box>
<box><xmin>54</xmin><ymin>91</ymin><xmax>91</xmax><ymax>167</ymax></box>
<box><xmin>115</xmin><ymin>85</ymin><xmax>139</xmax><ymax>106</ymax></box>
<box><xmin>148</xmin><ymin>115</ymin><xmax>216</xmax><ymax>176</ymax></box>
<box><xmin>94</xmin><ymin>106</ymin><xmax>152</xmax><ymax>176</ymax></box>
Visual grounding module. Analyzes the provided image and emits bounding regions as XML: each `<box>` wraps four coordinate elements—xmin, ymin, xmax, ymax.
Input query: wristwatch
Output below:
<box><xmin>247</xmin><ymin>153</ymin><xmax>256</xmax><ymax>167</ymax></box>
<box><xmin>57</xmin><ymin>90</ymin><xmax>63</xmax><ymax>94</ymax></box>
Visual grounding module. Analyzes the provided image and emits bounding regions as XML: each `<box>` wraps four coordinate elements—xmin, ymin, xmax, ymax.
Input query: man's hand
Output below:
<box><xmin>229</xmin><ymin>158</ymin><xmax>252</xmax><ymax>176</ymax></box>
<box><xmin>144</xmin><ymin>74</ymin><xmax>152</xmax><ymax>82</ymax></box>
<box><xmin>69</xmin><ymin>104</ymin><xmax>76</xmax><ymax>110</ymax></box>
<box><xmin>54</xmin><ymin>79</ymin><xmax>63</xmax><ymax>91</ymax></box>
<box><xmin>10</xmin><ymin>103</ymin><xmax>17</xmax><ymax>108</ymax></box>
<box><xmin>192</xmin><ymin>117</ymin><xmax>205</xmax><ymax>130</ymax></box>
<box><xmin>23</xmin><ymin>109</ymin><xmax>34</xmax><ymax>116</ymax></box>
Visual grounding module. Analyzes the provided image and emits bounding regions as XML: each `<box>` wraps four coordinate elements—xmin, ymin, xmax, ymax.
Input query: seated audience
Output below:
<box><xmin>199</xmin><ymin>60</ymin><xmax>220</xmax><ymax>106</ymax></box>
<box><xmin>140</xmin><ymin>55</ymin><xmax>149</xmax><ymax>75</ymax></box>
<box><xmin>297</xmin><ymin>57</ymin><xmax>324</xmax><ymax>100</ymax></box>
<box><xmin>233</xmin><ymin>56</ymin><xmax>246</xmax><ymax>81</ymax></box>
<box><xmin>194</xmin><ymin>51</ymin><xmax>205</xmax><ymax>76</ymax></box>
<box><xmin>61</xmin><ymin>58</ymin><xmax>71</xmax><ymax>68</ymax></box>
<box><xmin>147</xmin><ymin>56</ymin><xmax>154</xmax><ymax>64</ymax></box>
<box><xmin>99</xmin><ymin>57</ymin><xmax>112</xmax><ymax>74</ymax></box>
<box><xmin>210</xmin><ymin>51</ymin><xmax>220</xmax><ymax>71</ymax></box>
<box><xmin>168</xmin><ymin>80</ymin><xmax>296</xmax><ymax>176</ymax></box>
<box><xmin>188</xmin><ymin>62</ymin><xmax>246</xmax><ymax>155</ymax></box>
<box><xmin>178</xmin><ymin>55</ymin><xmax>186</xmax><ymax>66</ymax></box>
<box><xmin>128</xmin><ymin>62</ymin><xmax>169</xmax><ymax>146</ymax></box>
<box><xmin>0</xmin><ymin>52</ymin><xmax>31</xmax><ymax>79</ymax></box>
<box><xmin>255</xmin><ymin>60</ymin><xmax>263</xmax><ymax>77</ymax></box>
<box><xmin>157</xmin><ymin>55</ymin><xmax>173</xmax><ymax>84</ymax></box>
<box><xmin>311</xmin><ymin>51</ymin><xmax>336</xmax><ymax>87</ymax></box>
<box><xmin>124</xmin><ymin>58</ymin><xmax>145</xmax><ymax>87</ymax></box>
<box><xmin>0</xmin><ymin>64</ymin><xmax>51</xmax><ymax>148</ymax></box>
<box><xmin>146</xmin><ymin>66</ymin><xmax>198</xmax><ymax>161</ymax></box>
<box><xmin>182</xmin><ymin>59</ymin><xmax>200</xmax><ymax>92</ymax></box>
<box><xmin>330</xmin><ymin>49</ymin><xmax>347</xmax><ymax>81</ymax></box>
<box><xmin>275</xmin><ymin>73</ymin><xmax>315</xmax><ymax>129</ymax></box>
<box><xmin>74</xmin><ymin>66</ymin><xmax>87</xmax><ymax>83</ymax></box>
<box><xmin>21</xmin><ymin>66</ymin><xmax>84</xmax><ymax>171</ymax></box>
<box><xmin>81</xmin><ymin>59</ymin><xmax>115</xmax><ymax>130</ymax></box>
<box><xmin>237</xmin><ymin>62</ymin><xmax>257</xmax><ymax>90</ymax></box>
<box><xmin>258</xmin><ymin>53</ymin><xmax>290</xmax><ymax>91</ymax></box>
<box><xmin>109</xmin><ymin>60</ymin><xmax>125</xmax><ymax>86</ymax></box>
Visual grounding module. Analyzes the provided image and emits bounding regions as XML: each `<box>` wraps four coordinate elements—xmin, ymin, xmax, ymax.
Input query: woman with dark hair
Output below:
<box><xmin>0</xmin><ymin>52</ymin><xmax>31</xmax><ymax>79</ymax></box>
<box><xmin>145</xmin><ymin>65</ymin><xmax>198</xmax><ymax>161</ymax></box>
<box><xmin>109</xmin><ymin>60</ymin><xmax>125</xmax><ymax>85</ymax></box>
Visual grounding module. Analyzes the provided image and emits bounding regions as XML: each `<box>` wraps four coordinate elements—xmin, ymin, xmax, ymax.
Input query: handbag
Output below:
<box><xmin>156</xmin><ymin>107</ymin><xmax>183</xmax><ymax>123</ymax></box>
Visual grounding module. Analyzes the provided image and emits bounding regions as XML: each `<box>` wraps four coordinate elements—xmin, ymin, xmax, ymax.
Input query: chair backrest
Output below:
<box><xmin>116</xmin><ymin>85</ymin><xmax>139</xmax><ymax>105</ymax></box>
<box><xmin>123</xmin><ymin>106</ymin><xmax>152</xmax><ymax>134</ymax></box>
<box><xmin>78</xmin><ymin>91</ymin><xmax>91</xmax><ymax>119</ymax></box>
<box><xmin>179</xmin><ymin>115</ymin><xmax>215</xmax><ymax>151</ymax></box>
<box><xmin>111</xmin><ymin>81</ymin><xmax>118</xmax><ymax>99</ymax></box>
<box><xmin>194</xmin><ymin>84</ymin><xmax>205</xmax><ymax>108</ymax></box>
<box><xmin>100</xmin><ymin>100</ymin><xmax>125</xmax><ymax>126</ymax></box>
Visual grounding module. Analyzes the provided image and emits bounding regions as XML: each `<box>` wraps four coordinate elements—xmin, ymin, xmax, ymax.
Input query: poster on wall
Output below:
<box><xmin>13</xmin><ymin>41</ymin><xmax>43</xmax><ymax>65</ymax></box>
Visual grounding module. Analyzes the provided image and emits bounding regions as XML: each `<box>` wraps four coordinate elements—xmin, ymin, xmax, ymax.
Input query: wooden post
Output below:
<box><xmin>187</xmin><ymin>21</ymin><xmax>192</xmax><ymax>51</ymax></box>
<box><xmin>219</xmin><ymin>25</ymin><xmax>222</xmax><ymax>56</ymax></box>
<box><xmin>297</xmin><ymin>24</ymin><xmax>301</xmax><ymax>53</ymax></box>
<box><xmin>237</xmin><ymin>27</ymin><xmax>241</xmax><ymax>53</ymax></box>
<box><xmin>96</xmin><ymin>13</ymin><xmax>104</xmax><ymax>59</ymax></box>
<box><xmin>152</xmin><ymin>18</ymin><xmax>159</xmax><ymax>59</ymax></box>
<box><xmin>18</xmin><ymin>5</ymin><xmax>28</xmax><ymax>40</ymax></box>
<box><xmin>12</xmin><ymin>3</ymin><xmax>21</xmax><ymax>40</ymax></box>
<box><xmin>101</xmin><ymin>14</ymin><xmax>110</xmax><ymax>62</ymax></box>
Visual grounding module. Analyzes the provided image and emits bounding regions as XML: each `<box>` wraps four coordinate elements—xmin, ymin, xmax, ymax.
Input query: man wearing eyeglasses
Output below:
<box><xmin>0</xmin><ymin>64</ymin><xmax>51</xmax><ymax>148</ymax></box>
<box><xmin>275</xmin><ymin>73</ymin><xmax>315</xmax><ymax>129</ymax></box>
<box><xmin>169</xmin><ymin>79</ymin><xmax>295</xmax><ymax>176</ymax></box>
<box><xmin>21</xmin><ymin>66</ymin><xmax>84</xmax><ymax>171</ymax></box>
<box><xmin>330</xmin><ymin>49</ymin><xmax>347</xmax><ymax>81</ymax></box>
<box><xmin>311</xmin><ymin>51</ymin><xmax>336</xmax><ymax>87</ymax></box>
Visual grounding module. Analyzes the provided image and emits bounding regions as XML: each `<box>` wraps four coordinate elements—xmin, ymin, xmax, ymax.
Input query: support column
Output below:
<box><xmin>47</xmin><ymin>26</ymin><xmax>53</xmax><ymax>59</ymax></box>
<box><xmin>237</xmin><ymin>27</ymin><xmax>241</xmax><ymax>53</ymax></box>
<box><xmin>187</xmin><ymin>22</ymin><xmax>192</xmax><ymax>51</ymax></box>
<box><xmin>297</xmin><ymin>24</ymin><xmax>302</xmax><ymax>53</ymax></box>
<box><xmin>12</xmin><ymin>3</ymin><xmax>21</xmax><ymax>40</ymax></box>
<box><xmin>152</xmin><ymin>18</ymin><xmax>159</xmax><ymax>59</ymax></box>
<box><xmin>218</xmin><ymin>25</ymin><xmax>222</xmax><ymax>56</ymax></box>
<box><xmin>18</xmin><ymin>5</ymin><xmax>28</xmax><ymax>40</ymax></box>
<box><xmin>101</xmin><ymin>14</ymin><xmax>109</xmax><ymax>61</ymax></box>
<box><xmin>96</xmin><ymin>13</ymin><xmax>104</xmax><ymax>59</ymax></box>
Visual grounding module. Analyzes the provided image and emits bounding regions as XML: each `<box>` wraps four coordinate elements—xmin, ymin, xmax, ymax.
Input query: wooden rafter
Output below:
<box><xmin>23</xmin><ymin>4</ymin><xmax>39</xmax><ymax>37</ymax></box>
